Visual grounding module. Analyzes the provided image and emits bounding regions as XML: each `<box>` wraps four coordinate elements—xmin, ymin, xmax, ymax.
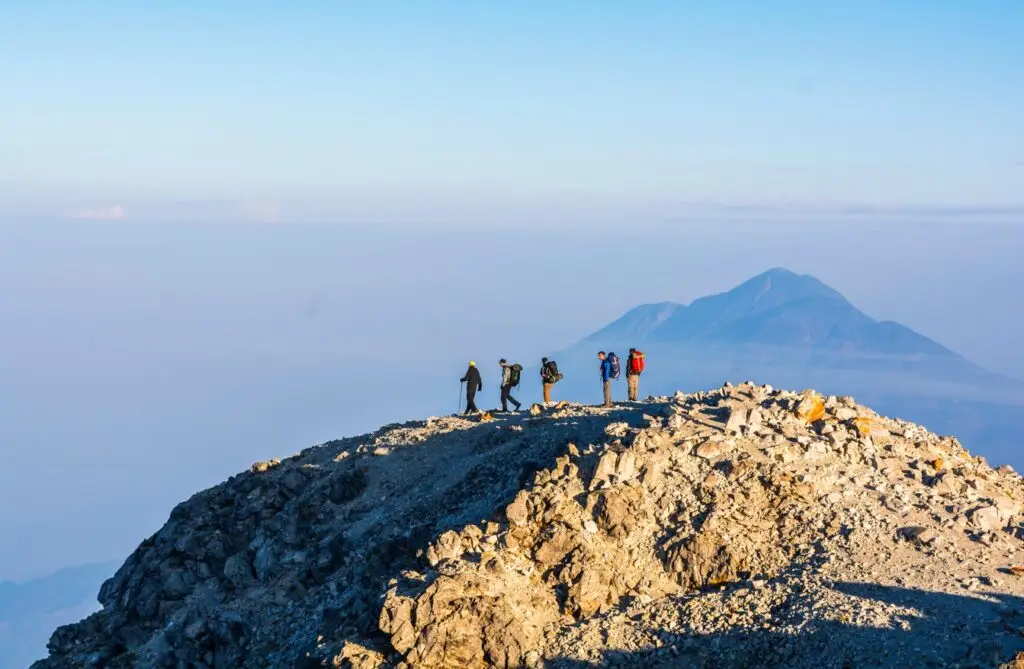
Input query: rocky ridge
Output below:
<box><xmin>33</xmin><ymin>384</ymin><xmax>1024</xmax><ymax>668</ymax></box>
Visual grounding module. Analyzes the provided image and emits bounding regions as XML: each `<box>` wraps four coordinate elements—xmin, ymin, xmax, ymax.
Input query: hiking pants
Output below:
<box><xmin>627</xmin><ymin>374</ymin><xmax>639</xmax><ymax>401</ymax></box>
<box><xmin>465</xmin><ymin>389</ymin><xmax>479</xmax><ymax>414</ymax></box>
<box><xmin>603</xmin><ymin>380</ymin><xmax>612</xmax><ymax>407</ymax></box>
<box><xmin>501</xmin><ymin>384</ymin><xmax>520</xmax><ymax>411</ymax></box>
<box><xmin>543</xmin><ymin>383</ymin><xmax>552</xmax><ymax>403</ymax></box>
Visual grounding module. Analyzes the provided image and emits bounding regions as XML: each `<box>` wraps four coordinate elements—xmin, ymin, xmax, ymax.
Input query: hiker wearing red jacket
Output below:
<box><xmin>626</xmin><ymin>348</ymin><xmax>645</xmax><ymax>401</ymax></box>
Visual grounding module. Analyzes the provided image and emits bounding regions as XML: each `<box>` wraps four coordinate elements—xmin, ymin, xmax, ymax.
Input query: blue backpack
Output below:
<box><xmin>608</xmin><ymin>352</ymin><xmax>621</xmax><ymax>380</ymax></box>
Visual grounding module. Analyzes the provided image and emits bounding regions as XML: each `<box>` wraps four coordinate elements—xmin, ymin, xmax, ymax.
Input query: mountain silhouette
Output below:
<box><xmin>589</xmin><ymin>268</ymin><xmax>962</xmax><ymax>357</ymax></box>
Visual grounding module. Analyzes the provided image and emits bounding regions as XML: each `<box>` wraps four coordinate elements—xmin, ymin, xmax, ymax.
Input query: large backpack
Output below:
<box><xmin>608</xmin><ymin>352</ymin><xmax>621</xmax><ymax>380</ymax></box>
<box><xmin>543</xmin><ymin>360</ymin><xmax>562</xmax><ymax>384</ymax></box>
<box><xmin>508</xmin><ymin>363</ymin><xmax>522</xmax><ymax>387</ymax></box>
<box><xmin>629</xmin><ymin>351</ymin><xmax>646</xmax><ymax>375</ymax></box>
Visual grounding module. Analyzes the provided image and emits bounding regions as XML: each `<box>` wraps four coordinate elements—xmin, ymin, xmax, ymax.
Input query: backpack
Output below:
<box><xmin>543</xmin><ymin>360</ymin><xmax>562</xmax><ymax>384</ymax></box>
<box><xmin>508</xmin><ymin>364</ymin><xmax>522</xmax><ymax>388</ymax></box>
<box><xmin>629</xmin><ymin>351</ymin><xmax>646</xmax><ymax>375</ymax></box>
<box><xmin>608</xmin><ymin>352</ymin><xmax>621</xmax><ymax>380</ymax></box>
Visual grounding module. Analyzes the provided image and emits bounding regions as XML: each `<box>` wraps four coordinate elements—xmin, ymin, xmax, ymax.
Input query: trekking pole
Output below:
<box><xmin>458</xmin><ymin>381</ymin><xmax>464</xmax><ymax>415</ymax></box>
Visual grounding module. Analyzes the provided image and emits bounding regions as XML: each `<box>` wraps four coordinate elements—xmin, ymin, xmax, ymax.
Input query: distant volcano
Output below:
<box><xmin>588</xmin><ymin>267</ymin><xmax>962</xmax><ymax>357</ymax></box>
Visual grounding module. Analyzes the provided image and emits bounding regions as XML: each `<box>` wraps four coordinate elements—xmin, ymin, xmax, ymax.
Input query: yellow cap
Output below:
<box><xmin>469</xmin><ymin>360</ymin><xmax>475</xmax><ymax>366</ymax></box>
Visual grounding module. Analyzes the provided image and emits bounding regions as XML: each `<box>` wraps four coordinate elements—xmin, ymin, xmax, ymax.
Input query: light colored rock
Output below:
<box><xmin>970</xmin><ymin>505</ymin><xmax>1003</xmax><ymax>532</ymax></box>
<box><xmin>695</xmin><ymin>441</ymin><xmax>723</xmax><ymax>460</ymax></box>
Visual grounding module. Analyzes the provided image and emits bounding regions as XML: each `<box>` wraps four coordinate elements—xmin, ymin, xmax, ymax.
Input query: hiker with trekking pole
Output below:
<box><xmin>459</xmin><ymin>361</ymin><xmax>483</xmax><ymax>414</ymax></box>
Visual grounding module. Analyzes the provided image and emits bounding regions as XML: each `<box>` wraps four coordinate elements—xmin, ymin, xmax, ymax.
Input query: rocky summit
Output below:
<box><xmin>33</xmin><ymin>384</ymin><xmax>1024</xmax><ymax>668</ymax></box>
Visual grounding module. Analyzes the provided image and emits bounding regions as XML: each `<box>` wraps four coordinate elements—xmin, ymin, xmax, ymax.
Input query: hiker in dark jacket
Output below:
<box><xmin>460</xmin><ymin>361</ymin><xmax>483</xmax><ymax>414</ymax></box>
<box><xmin>598</xmin><ymin>351</ymin><xmax>613</xmax><ymax>407</ymax></box>
<box><xmin>540</xmin><ymin>357</ymin><xmax>560</xmax><ymax>404</ymax></box>
<box><xmin>499</xmin><ymin>359</ymin><xmax>522</xmax><ymax>412</ymax></box>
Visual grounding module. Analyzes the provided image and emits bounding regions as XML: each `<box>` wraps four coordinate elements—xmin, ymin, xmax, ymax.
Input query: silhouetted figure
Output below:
<box><xmin>460</xmin><ymin>361</ymin><xmax>483</xmax><ymax>414</ymax></box>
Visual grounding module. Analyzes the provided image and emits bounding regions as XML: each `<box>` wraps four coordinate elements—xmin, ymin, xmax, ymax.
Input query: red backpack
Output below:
<box><xmin>630</xmin><ymin>351</ymin><xmax>646</xmax><ymax>374</ymax></box>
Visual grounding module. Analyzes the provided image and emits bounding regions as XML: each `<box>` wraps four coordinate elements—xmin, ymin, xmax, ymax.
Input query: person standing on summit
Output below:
<box><xmin>460</xmin><ymin>361</ymin><xmax>483</xmax><ymax>414</ymax></box>
<box><xmin>540</xmin><ymin>357</ymin><xmax>561</xmax><ymax>404</ymax></box>
<box><xmin>598</xmin><ymin>351</ymin><xmax>613</xmax><ymax>408</ymax></box>
<box><xmin>626</xmin><ymin>348</ymin><xmax>645</xmax><ymax>401</ymax></box>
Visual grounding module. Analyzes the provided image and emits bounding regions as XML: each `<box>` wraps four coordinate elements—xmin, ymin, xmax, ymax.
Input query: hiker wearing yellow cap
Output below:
<box><xmin>459</xmin><ymin>361</ymin><xmax>483</xmax><ymax>414</ymax></box>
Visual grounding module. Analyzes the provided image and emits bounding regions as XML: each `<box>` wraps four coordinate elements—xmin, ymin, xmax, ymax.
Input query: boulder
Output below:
<box><xmin>794</xmin><ymin>393</ymin><xmax>825</xmax><ymax>423</ymax></box>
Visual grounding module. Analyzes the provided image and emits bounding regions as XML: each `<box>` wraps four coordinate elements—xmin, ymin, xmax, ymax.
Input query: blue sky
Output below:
<box><xmin>1</xmin><ymin>1</ymin><xmax>1022</xmax><ymax>221</ymax></box>
<box><xmin>1</xmin><ymin>2</ymin><xmax>1024</xmax><ymax>582</ymax></box>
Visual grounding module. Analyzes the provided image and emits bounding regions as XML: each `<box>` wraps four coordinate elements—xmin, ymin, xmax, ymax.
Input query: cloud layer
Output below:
<box><xmin>68</xmin><ymin>205</ymin><xmax>126</xmax><ymax>220</ymax></box>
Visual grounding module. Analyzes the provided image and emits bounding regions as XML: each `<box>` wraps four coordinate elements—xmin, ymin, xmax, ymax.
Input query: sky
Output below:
<box><xmin>1</xmin><ymin>1</ymin><xmax>1023</xmax><ymax>219</ymax></box>
<box><xmin>0</xmin><ymin>3</ymin><xmax>1022</xmax><ymax>581</ymax></box>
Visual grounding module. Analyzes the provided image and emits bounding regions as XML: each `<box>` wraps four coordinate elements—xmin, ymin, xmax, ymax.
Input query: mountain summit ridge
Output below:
<box><xmin>31</xmin><ymin>385</ymin><xmax>1024</xmax><ymax>668</ymax></box>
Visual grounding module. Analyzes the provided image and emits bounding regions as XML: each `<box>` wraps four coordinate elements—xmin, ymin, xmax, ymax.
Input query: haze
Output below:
<box><xmin>2</xmin><ymin>2</ymin><xmax>1023</xmax><ymax>586</ymax></box>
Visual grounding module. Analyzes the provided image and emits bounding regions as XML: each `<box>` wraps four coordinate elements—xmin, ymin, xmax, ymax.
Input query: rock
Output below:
<box><xmin>969</xmin><ymin>505</ymin><xmax>1004</xmax><ymax>532</ymax></box>
<box><xmin>898</xmin><ymin>526</ymin><xmax>941</xmax><ymax>547</ymax></box>
<box><xmin>591</xmin><ymin>450</ymin><xmax>619</xmax><ymax>488</ymax></box>
<box><xmin>851</xmin><ymin>417</ymin><xmax>888</xmax><ymax>439</ymax></box>
<box><xmin>794</xmin><ymin>392</ymin><xmax>825</xmax><ymax>423</ymax></box>
<box><xmin>614</xmin><ymin>450</ymin><xmax>638</xmax><ymax>482</ymax></box>
<box><xmin>533</xmin><ymin>523</ymin><xmax>580</xmax><ymax>566</ymax></box>
<box><xmin>529</xmin><ymin>403</ymin><xmax>544</xmax><ymax>416</ymax></box>
<box><xmin>251</xmin><ymin>458</ymin><xmax>281</xmax><ymax>474</ymax></box>
<box><xmin>332</xmin><ymin>641</ymin><xmax>387</xmax><ymax>669</ymax></box>
<box><xmin>223</xmin><ymin>553</ymin><xmax>254</xmax><ymax>588</ymax></box>
<box><xmin>833</xmin><ymin>406</ymin><xmax>858</xmax><ymax>421</ymax></box>
<box><xmin>505</xmin><ymin>491</ymin><xmax>531</xmax><ymax>527</ymax></box>
<box><xmin>383</xmin><ymin>570</ymin><xmax>558</xmax><ymax>668</ymax></box>
<box><xmin>426</xmin><ymin>530</ymin><xmax>463</xmax><ymax>566</ymax></box>
<box><xmin>695</xmin><ymin>441</ymin><xmax>723</xmax><ymax>460</ymax></box>
<box><xmin>724</xmin><ymin>406</ymin><xmax>748</xmax><ymax>435</ymax></box>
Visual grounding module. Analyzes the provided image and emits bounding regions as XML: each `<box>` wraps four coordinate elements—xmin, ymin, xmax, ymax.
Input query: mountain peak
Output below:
<box><xmin>583</xmin><ymin>269</ymin><xmax>965</xmax><ymax>361</ymax></box>
<box><xmin>729</xmin><ymin>267</ymin><xmax>844</xmax><ymax>305</ymax></box>
<box><xmin>33</xmin><ymin>385</ymin><xmax>1024</xmax><ymax>668</ymax></box>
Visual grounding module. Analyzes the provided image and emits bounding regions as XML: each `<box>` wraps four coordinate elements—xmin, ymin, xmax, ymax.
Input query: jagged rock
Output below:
<box><xmin>529</xmin><ymin>403</ymin><xmax>544</xmax><ymax>416</ymax></box>
<box><xmin>852</xmin><ymin>416</ymin><xmax>889</xmax><ymax>439</ymax></box>
<box><xmin>331</xmin><ymin>640</ymin><xmax>386</xmax><ymax>669</ymax></box>
<box><xmin>251</xmin><ymin>458</ymin><xmax>281</xmax><ymax>473</ymax></box>
<box><xmin>533</xmin><ymin>522</ymin><xmax>580</xmax><ymax>566</ymax></box>
<box><xmin>381</xmin><ymin>569</ymin><xmax>557</xmax><ymax>669</ymax></box>
<box><xmin>426</xmin><ymin>529</ymin><xmax>463</xmax><ymax>566</ymax></box>
<box><xmin>794</xmin><ymin>392</ymin><xmax>825</xmax><ymax>423</ymax></box>
<box><xmin>970</xmin><ymin>505</ymin><xmax>1004</xmax><ymax>532</ymax></box>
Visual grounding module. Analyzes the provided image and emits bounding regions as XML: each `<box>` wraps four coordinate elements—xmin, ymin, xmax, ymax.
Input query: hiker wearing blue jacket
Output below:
<box><xmin>598</xmin><ymin>351</ymin><xmax>613</xmax><ymax>408</ymax></box>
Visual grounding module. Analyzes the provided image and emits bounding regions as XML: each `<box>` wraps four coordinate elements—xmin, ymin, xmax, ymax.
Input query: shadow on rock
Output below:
<box><xmin>547</xmin><ymin>583</ymin><xmax>1024</xmax><ymax>669</ymax></box>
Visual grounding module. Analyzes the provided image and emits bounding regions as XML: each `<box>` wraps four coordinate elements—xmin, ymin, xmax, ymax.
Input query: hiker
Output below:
<box><xmin>499</xmin><ymin>359</ymin><xmax>522</xmax><ymax>412</ymax></box>
<box><xmin>460</xmin><ymin>361</ymin><xmax>483</xmax><ymax>414</ymax></box>
<box><xmin>540</xmin><ymin>357</ymin><xmax>562</xmax><ymax>403</ymax></box>
<box><xmin>626</xmin><ymin>348</ymin><xmax>645</xmax><ymax>401</ymax></box>
<box><xmin>598</xmin><ymin>351</ymin><xmax>613</xmax><ymax>407</ymax></box>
